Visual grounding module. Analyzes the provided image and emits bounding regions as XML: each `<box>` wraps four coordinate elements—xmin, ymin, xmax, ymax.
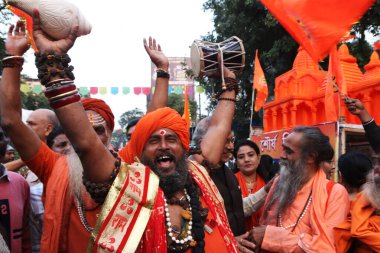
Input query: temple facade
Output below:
<box><xmin>263</xmin><ymin>45</ymin><xmax>380</xmax><ymax>132</ymax></box>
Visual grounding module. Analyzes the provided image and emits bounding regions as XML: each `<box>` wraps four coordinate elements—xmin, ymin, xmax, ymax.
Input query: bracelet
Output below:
<box><xmin>156</xmin><ymin>68</ymin><xmax>170</xmax><ymax>79</ymax></box>
<box><xmin>49</xmin><ymin>93</ymin><xmax>81</xmax><ymax>109</ymax></box>
<box><xmin>215</xmin><ymin>77</ymin><xmax>239</xmax><ymax>99</ymax></box>
<box><xmin>83</xmin><ymin>151</ymin><xmax>121</xmax><ymax>204</ymax></box>
<box><xmin>2</xmin><ymin>56</ymin><xmax>24</xmax><ymax>69</ymax></box>
<box><xmin>48</xmin><ymin>89</ymin><xmax>79</xmax><ymax>101</ymax></box>
<box><xmin>218</xmin><ymin>97</ymin><xmax>236</xmax><ymax>103</ymax></box>
<box><xmin>35</xmin><ymin>51</ymin><xmax>75</xmax><ymax>85</ymax></box>
<box><xmin>362</xmin><ymin>118</ymin><xmax>374</xmax><ymax>126</ymax></box>
<box><xmin>44</xmin><ymin>82</ymin><xmax>77</xmax><ymax>99</ymax></box>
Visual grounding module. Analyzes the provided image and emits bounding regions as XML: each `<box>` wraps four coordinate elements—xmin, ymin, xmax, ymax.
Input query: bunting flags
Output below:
<box><xmin>260</xmin><ymin>0</ymin><xmax>375</xmax><ymax>62</ymax></box>
<box><xmin>18</xmin><ymin>84</ymin><xmax>198</xmax><ymax>96</ymax></box>
<box><xmin>182</xmin><ymin>84</ymin><xmax>191</xmax><ymax>129</ymax></box>
<box><xmin>324</xmin><ymin>48</ymin><xmax>339</xmax><ymax>122</ymax></box>
<box><xmin>253</xmin><ymin>50</ymin><xmax>268</xmax><ymax>112</ymax></box>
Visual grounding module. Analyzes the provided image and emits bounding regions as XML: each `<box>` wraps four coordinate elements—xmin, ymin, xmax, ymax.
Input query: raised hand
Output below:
<box><xmin>143</xmin><ymin>37</ymin><xmax>169</xmax><ymax>70</ymax></box>
<box><xmin>5</xmin><ymin>21</ymin><xmax>30</xmax><ymax>56</ymax></box>
<box><xmin>343</xmin><ymin>96</ymin><xmax>372</xmax><ymax>123</ymax></box>
<box><xmin>32</xmin><ymin>9</ymin><xmax>78</xmax><ymax>54</ymax></box>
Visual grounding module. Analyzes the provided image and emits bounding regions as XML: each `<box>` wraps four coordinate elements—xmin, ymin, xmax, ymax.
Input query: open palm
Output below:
<box><xmin>5</xmin><ymin>21</ymin><xmax>29</xmax><ymax>56</ymax></box>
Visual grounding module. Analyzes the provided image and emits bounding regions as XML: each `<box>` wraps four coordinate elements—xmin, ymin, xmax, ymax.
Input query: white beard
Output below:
<box><xmin>363</xmin><ymin>169</ymin><xmax>380</xmax><ymax>209</ymax></box>
<box><xmin>67</xmin><ymin>150</ymin><xmax>84</xmax><ymax>198</ymax></box>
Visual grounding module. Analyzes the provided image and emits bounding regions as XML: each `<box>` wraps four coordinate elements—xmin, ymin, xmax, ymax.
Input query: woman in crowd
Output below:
<box><xmin>233</xmin><ymin>139</ymin><xmax>269</xmax><ymax>229</ymax></box>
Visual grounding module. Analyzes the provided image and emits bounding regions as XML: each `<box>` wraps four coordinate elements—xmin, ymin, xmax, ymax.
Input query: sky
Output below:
<box><xmin>19</xmin><ymin>0</ymin><xmax>214</xmax><ymax>129</ymax></box>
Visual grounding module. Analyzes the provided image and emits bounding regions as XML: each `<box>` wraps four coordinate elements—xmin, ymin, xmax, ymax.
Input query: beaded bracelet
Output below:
<box><xmin>218</xmin><ymin>97</ymin><xmax>236</xmax><ymax>103</ymax></box>
<box><xmin>35</xmin><ymin>51</ymin><xmax>75</xmax><ymax>85</ymax></box>
<box><xmin>215</xmin><ymin>77</ymin><xmax>239</xmax><ymax>99</ymax></box>
<box><xmin>2</xmin><ymin>56</ymin><xmax>24</xmax><ymax>69</ymax></box>
<box><xmin>82</xmin><ymin>151</ymin><xmax>122</xmax><ymax>204</ymax></box>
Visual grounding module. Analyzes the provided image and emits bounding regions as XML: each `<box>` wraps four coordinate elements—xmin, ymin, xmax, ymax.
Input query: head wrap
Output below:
<box><xmin>120</xmin><ymin>107</ymin><xmax>189</xmax><ymax>163</ymax></box>
<box><xmin>81</xmin><ymin>98</ymin><xmax>115</xmax><ymax>132</ymax></box>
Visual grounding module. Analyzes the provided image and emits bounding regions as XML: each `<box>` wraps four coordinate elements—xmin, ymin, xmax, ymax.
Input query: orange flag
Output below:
<box><xmin>375</xmin><ymin>41</ymin><xmax>380</xmax><ymax>51</ymax></box>
<box><xmin>260</xmin><ymin>0</ymin><xmax>375</xmax><ymax>62</ymax></box>
<box><xmin>330</xmin><ymin>45</ymin><xmax>347</xmax><ymax>96</ymax></box>
<box><xmin>324</xmin><ymin>48</ymin><xmax>338</xmax><ymax>122</ymax></box>
<box><xmin>253</xmin><ymin>50</ymin><xmax>268</xmax><ymax>112</ymax></box>
<box><xmin>182</xmin><ymin>84</ymin><xmax>191</xmax><ymax>129</ymax></box>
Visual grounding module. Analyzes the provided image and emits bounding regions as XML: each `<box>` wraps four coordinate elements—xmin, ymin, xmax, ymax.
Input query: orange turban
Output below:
<box><xmin>81</xmin><ymin>98</ymin><xmax>115</xmax><ymax>132</ymax></box>
<box><xmin>119</xmin><ymin>107</ymin><xmax>189</xmax><ymax>164</ymax></box>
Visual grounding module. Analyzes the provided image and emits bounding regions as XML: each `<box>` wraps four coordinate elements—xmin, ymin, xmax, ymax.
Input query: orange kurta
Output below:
<box><xmin>260</xmin><ymin>169</ymin><xmax>350</xmax><ymax>253</ymax></box>
<box><xmin>334</xmin><ymin>191</ymin><xmax>380</xmax><ymax>253</ymax></box>
<box><xmin>25</xmin><ymin>142</ymin><xmax>99</xmax><ymax>253</ymax></box>
<box><xmin>235</xmin><ymin>172</ymin><xmax>265</xmax><ymax>229</ymax></box>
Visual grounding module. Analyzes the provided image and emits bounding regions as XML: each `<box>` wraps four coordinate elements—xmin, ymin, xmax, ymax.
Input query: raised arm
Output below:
<box><xmin>344</xmin><ymin>97</ymin><xmax>380</xmax><ymax>153</ymax></box>
<box><xmin>145</xmin><ymin>37</ymin><xmax>169</xmax><ymax>113</ymax></box>
<box><xmin>195</xmin><ymin>64</ymin><xmax>237</xmax><ymax>165</ymax></box>
<box><xmin>32</xmin><ymin>10</ymin><xmax>115</xmax><ymax>182</ymax></box>
<box><xmin>0</xmin><ymin>21</ymin><xmax>41</xmax><ymax>161</ymax></box>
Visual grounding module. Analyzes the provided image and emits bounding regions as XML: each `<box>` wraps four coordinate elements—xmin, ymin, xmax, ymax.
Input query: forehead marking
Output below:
<box><xmin>159</xmin><ymin>129</ymin><xmax>167</xmax><ymax>136</ymax></box>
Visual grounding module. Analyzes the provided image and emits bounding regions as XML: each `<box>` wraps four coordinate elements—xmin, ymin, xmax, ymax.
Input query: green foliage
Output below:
<box><xmin>167</xmin><ymin>93</ymin><xmax>198</xmax><ymax>123</ymax></box>
<box><xmin>21</xmin><ymin>91</ymin><xmax>50</xmax><ymax>110</ymax></box>
<box><xmin>202</xmin><ymin>0</ymin><xmax>380</xmax><ymax>139</ymax></box>
<box><xmin>118</xmin><ymin>108</ymin><xmax>144</xmax><ymax>129</ymax></box>
<box><xmin>202</xmin><ymin>0</ymin><xmax>298</xmax><ymax>139</ymax></box>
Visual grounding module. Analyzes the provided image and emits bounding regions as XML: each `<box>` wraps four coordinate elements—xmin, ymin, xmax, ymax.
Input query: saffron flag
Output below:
<box><xmin>253</xmin><ymin>50</ymin><xmax>268</xmax><ymax>112</ymax></box>
<box><xmin>260</xmin><ymin>0</ymin><xmax>375</xmax><ymax>62</ymax></box>
<box><xmin>182</xmin><ymin>84</ymin><xmax>191</xmax><ymax>129</ymax></box>
<box><xmin>324</xmin><ymin>48</ymin><xmax>338</xmax><ymax>122</ymax></box>
<box><xmin>330</xmin><ymin>46</ymin><xmax>347</xmax><ymax>95</ymax></box>
<box><xmin>375</xmin><ymin>42</ymin><xmax>380</xmax><ymax>51</ymax></box>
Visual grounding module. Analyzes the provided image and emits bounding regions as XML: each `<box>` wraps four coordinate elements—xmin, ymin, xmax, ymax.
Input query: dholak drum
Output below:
<box><xmin>191</xmin><ymin>36</ymin><xmax>245</xmax><ymax>78</ymax></box>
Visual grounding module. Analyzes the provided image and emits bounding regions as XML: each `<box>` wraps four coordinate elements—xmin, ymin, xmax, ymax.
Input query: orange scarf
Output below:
<box><xmin>235</xmin><ymin>172</ymin><xmax>265</xmax><ymax>229</ymax></box>
<box><xmin>335</xmin><ymin>192</ymin><xmax>380</xmax><ymax>253</ymax></box>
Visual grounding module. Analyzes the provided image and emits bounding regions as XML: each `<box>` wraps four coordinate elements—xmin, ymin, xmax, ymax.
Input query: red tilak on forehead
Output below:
<box><xmin>159</xmin><ymin>129</ymin><xmax>167</xmax><ymax>136</ymax></box>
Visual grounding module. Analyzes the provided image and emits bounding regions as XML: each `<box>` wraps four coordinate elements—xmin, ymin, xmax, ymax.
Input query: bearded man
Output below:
<box><xmin>250</xmin><ymin>126</ymin><xmax>350</xmax><ymax>252</ymax></box>
<box><xmin>0</xmin><ymin>19</ymin><xmax>170</xmax><ymax>252</ymax></box>
<box><xmin>334</xmin><ymin>168</ymin><xmax>380</xmax><ymax>253</ymax></box>
<box><xmin>20</xmin><ymin>9</ymin><xmax>239</xmax><ymax>252</ymax></box>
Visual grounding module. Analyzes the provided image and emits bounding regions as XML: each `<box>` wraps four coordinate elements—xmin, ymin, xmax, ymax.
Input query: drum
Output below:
<box><xmin>190</xmin><ymin>36</ymin><xmax>245</xmax><ymax>78</ymax></box>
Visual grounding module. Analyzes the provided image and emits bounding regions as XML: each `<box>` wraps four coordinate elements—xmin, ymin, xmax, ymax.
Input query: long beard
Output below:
<box><xmin>363</xmin><ymin>170</ymin><xmax>380</xmax><ymax>209</ymax></box>
<box><xmin>266</xmin><ymin>158</ymin><xmax>310</xmax><ymax>215</ymax></box>
<box><xmin>141</xmin><ymin>152</ymin><xmax>189</xmax><ymax>198</ymax></box>
<box><xmin>67</xmin><ymin>150</ymin><xmax>84</xmax><ymax>197</ymax></box>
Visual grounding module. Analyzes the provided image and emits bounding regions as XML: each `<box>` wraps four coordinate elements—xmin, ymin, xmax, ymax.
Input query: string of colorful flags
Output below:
<box><xmin>20</xmin><ymin>84</ymin><xmax>206</xmax><ymax>96</ymax></box>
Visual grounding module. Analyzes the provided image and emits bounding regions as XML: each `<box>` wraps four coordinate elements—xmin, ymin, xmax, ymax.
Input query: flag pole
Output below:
<box><xmin>250</xmin><ymin>87</ymin><xmax>256</xmax><ymax>137</ymax></box>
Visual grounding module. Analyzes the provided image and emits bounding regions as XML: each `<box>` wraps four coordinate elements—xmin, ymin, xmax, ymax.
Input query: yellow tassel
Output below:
<box><xmin>180</xmin><ymin>209</ymin><xmax>192</xmax><ymax>220</ymax></box>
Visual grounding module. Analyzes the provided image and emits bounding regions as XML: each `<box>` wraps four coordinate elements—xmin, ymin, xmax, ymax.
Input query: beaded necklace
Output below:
<box><xmin>164</xmin><ymin>189</ymin><xmax>194</xmax><ymax>251</ymax></box>
<box><xmin>277</xmin><ymin>191</ymin><xmax>312</xmax><ymax>232</ymax></box>
<box><xmin>75</xmin><ymin>194</ymin><xmax>94</xmax><ymax>233</ymax></box>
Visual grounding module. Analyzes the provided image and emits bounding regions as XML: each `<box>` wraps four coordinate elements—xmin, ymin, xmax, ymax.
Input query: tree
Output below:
<box><xmin>167</xmin><ymin>93</ymin><xmax>198</xmax><ymax>124</ymax></box>
<box><xmin>118</xmin><ymin>108</ymin><xmax>144</xmax><ymax>129</ymax></box>
<box><xmin>201</xmin><ymin>0</ymin><xmax>298</xmax><ymax>139</ymax></box>
<box><xmin>21</xmin><ymin>91</ymin><xmax>50</xmax><ymax>110</ymax></box>
<box><xmin>202</xmin><ymin>0</ymin><xmax>380</xmax><ymax>139</ymax></box>
<box><xmin>0</xmin><ymin>3</ymin><xmax>14</xmax><ymax>74</ymax></box>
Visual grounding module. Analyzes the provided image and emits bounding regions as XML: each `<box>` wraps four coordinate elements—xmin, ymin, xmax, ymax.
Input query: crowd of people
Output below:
<box><xmin>0</xmin><ymin>14</ymin><xmax>379</xmax><ymax>253</ymax></box>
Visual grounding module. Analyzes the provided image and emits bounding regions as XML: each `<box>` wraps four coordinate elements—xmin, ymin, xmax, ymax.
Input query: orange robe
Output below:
<box><xmin>334</xmin><ymin>191</ymin><xmax>380</xmax><ymax>253</ymax></box>
<box><xmin>25</xmin><ymin>142</ymin><xmax>98</xmax><ymax>253</ymax></box>
<box><xmin>260</xmin><ymin>169</ymin><xmax>350</xmax><ymax>252</ymax></box>
<box><xmin>235</xmin><ymin>172</ymin><xmax>265</xmax><ymax>229</ymax></box>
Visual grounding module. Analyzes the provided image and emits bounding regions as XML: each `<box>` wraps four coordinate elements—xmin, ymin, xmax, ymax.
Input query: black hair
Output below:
<box><xmin>233</xmin><ymin>139</ymin><xmax>270</xmax><ymax>182</ymax></box>
<box><xmin>47</xmin><ymin>126</ymin><xmax>65</xmax><ymax>148</ymax></box>
<box><xmin>125</xmin><ymin>118</ymin><xmax>141</xmax><ymax>138</ymax></box>
<box><xmin>338</xmin><ymin>151</ymin><xmax>373</xmax><ymax>189</ymax></box>
<box><xmin>0</xmin><ymin>127</ymin><xmax>9</xmax><ymax>160</ymax></box>
<box><xmin>293</xmin><ymin>126</ymin><xmax>333</xmax><ymax>166</ymax></box>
